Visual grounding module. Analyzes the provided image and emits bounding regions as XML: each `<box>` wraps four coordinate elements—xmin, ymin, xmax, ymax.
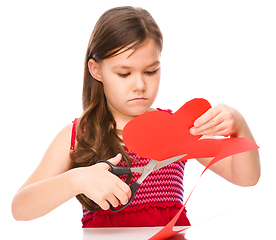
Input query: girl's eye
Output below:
<box><xmin>118</xmin><ymin>69</ymin><xmax>158</xmax><ymax>78</ymax></box>
<box><xmin>118</xmin><ymin>73</ymin><xmax>130</xmax><ymax>78</ymax></box>
<box><xmin>145</xmin><ymin>69</ymin><xmax>158</xmax><ymax>76</ymax></box>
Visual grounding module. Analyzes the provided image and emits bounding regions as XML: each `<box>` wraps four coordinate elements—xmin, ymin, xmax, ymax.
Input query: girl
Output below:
<box><xmin>12</xmin><ymin>6</ymin><xmax>260</xmax><ymax>228</ymax></box>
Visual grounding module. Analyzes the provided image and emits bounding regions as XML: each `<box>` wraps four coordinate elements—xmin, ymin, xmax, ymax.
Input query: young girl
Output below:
<box><xmin>12</xmin><ymin>6</ymin><xmax>260</xmax><ymax>228</ymax></box>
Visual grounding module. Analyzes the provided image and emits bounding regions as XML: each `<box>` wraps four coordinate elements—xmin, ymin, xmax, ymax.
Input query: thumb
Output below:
<box><xmin>108</xmin><ymin>153</ymin><xmax>122</xmax><ymax>166</ymax></box>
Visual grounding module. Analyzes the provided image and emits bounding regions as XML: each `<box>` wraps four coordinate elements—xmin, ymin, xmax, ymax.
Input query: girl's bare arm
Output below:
<box><xmin>192</xmin><ymin>104</ymin><xmax>260</xmax><ymax>186</ymax></box>
<box><xmin>12</xmin><ymin>125</ymin><xmax>131</xmax><ymax>221</ymax></box>
<box><xmin>12</xmin><ymin>124</ymin><xmax>77</xmax><ymax>220</ymax></box>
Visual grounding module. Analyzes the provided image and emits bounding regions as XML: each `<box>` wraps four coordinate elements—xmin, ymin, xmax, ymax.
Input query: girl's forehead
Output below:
<box><xmin>102</xmin><ymin>39</ymin><xmax>161</xmax><ymax>69</ymax></box>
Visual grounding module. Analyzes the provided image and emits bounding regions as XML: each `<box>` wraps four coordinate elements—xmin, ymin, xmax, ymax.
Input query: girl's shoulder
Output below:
<box><xmin>18</xmin><ymin>123</ymin><xmax>73</xmax><ymax>191</ymax></box>
<box><xmin>49</xmin><ymin>123</ymin><xmax>74</xmax><ymax>156</ymax></box>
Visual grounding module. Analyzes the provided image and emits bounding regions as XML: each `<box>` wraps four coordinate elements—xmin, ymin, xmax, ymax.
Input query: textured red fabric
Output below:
<box><xmin>82</xmin><ymin>205</ymin><xmax>190</xmax><ymax>228</ymax></box>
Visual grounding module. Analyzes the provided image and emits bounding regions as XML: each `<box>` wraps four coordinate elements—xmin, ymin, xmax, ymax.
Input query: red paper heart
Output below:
<box><xmin>123</xmin><ymin>98</ymin><xmax>212</xmax><ymax>160</ymax></box>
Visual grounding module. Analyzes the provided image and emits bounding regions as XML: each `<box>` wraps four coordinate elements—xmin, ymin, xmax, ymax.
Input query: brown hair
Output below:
<box><xmin>70</xmin><ymin>6</ymin><xmax>163</xmax><ymax>212</ymax></box>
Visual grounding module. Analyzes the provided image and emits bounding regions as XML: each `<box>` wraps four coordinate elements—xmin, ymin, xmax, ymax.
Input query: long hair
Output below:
<box><xmin>70</xmin><ymin>6</ymin><xmax>163</xmax><ymax>212</ymax></box>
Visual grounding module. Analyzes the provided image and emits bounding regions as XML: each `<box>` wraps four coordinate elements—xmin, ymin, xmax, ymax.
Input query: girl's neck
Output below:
<box><xmin>113</xmin><ymin>107</ymin><xmax>157</xmax><ymax>131</ymax></box>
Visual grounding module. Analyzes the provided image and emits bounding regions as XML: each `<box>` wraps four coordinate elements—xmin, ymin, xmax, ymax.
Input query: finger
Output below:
<box><xmin>106</xmin><ymin>195</ymin><xmax>120</xmax><ymax>208</ymax></box>
<box><xmin>113</xmin><ymin>187</ymin><xmax>130</xmax><ymax>205</ymax></box>
<box><xmin>98</xmin><ymin>154</ymin><xmax>122</xmax><ymax>171</ymax></box>
<box><xmin>194</xmin><ymin>121</ymin><xmax>230</xmax><ymax>137</ymax></box>
<box><xmin>93</xmin><ymin>182</ymin><xmax>121</xmax><ymax>210</ymax></box>
<box><xmin>93</xmin><ymin>192</ymin><xmax>112</xmax><ymax>210</ymax></box>
<box><xmin>103</xmin><ymin>182</ymin><xmax>130</xmax><ymax>208</ymax></box>
<box><xmin>108</xmin><ymin>153</ymin><xmax>122</xmax><ymax>166</ymax></box>
<box><xmin>191</xmin><ymin>113</ymin><xmax>224</xmax><ymax>135</ymax></box>
<box><xmin>98</xmin><ymin>201</ymin><xmax>111</xmax><ymax>211</ymax></box>
<box><xmin>106</xmin><ymin>171</ymin><xmax>132</xmax><ymax>200</ymax></box>
<box><xmin>193</xmin><ymin>105</ymin><xmax>222</xmax><ymax>128</ymax></box>
<box><xmin>116</xmin><ymin>179</ymin><xmax>132</xmax><ymax>199</ymax></box>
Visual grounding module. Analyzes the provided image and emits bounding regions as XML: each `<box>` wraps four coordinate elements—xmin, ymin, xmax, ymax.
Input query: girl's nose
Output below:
<box><xmin>132</xmin><ymin>74</ymin><xmax>146</xmax><ymax>92</ymax></box>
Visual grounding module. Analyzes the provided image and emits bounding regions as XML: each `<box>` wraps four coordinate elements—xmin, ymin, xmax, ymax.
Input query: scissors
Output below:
<box><xmin>98</xmin><ymin>154</ymin><xmax>187</xmax><ymax>212</ymax></box>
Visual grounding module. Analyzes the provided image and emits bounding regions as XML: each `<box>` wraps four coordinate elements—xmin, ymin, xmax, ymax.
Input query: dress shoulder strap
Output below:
<box><xmin>156</xmin><ymin>108</ymin><xmax>173</xmax><ymax>115</ymax></box>
<box><xmin>70</xmin><ymin>118</ymin><xmax>78</xmax><ymax>153</ymax></box>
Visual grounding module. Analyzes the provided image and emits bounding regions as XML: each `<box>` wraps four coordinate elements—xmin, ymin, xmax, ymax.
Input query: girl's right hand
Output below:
<box><xmin>74</xmin><ymin>154</ymin><xmax>131</xmax><ymax>210</ymax></box>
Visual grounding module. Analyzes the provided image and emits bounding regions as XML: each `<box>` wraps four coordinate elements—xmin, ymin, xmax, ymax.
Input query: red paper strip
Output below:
<box><xmin>123</xmin><ymin>98</ymin><xmax>259</xmax><ymax>239</ymax></box>
<box><xmin>148</xmin><ymin>138</ymin><xmax>259</xmax><ymax>240</ymax></box>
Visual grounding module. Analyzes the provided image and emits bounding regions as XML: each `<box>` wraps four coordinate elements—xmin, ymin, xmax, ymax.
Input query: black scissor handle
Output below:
<box><xmin>98</xmin><ymin>160</ymin><xmax>132</xmax><ymax>176</ymax></box>
<box><xmin>109</xmin><ymin>181</ymin><xmax>140</xmax><ymax>212</ymax></box>
<box><xmin>97</xmin><ymin>160</ymin><xmax>138</xmax><ymax>212</ymax></box>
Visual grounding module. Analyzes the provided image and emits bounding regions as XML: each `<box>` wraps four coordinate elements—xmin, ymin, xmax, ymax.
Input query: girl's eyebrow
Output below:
<box><xmin>112</xmin><ymin>60</ymin><xmax>160</xmax><ymax>70</ymax></box>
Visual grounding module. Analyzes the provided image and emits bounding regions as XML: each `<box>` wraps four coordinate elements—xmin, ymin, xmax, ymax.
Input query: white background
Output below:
<box><xmin>1</xmin><ymin>0</ymin><xmax>275</xmax><ymax>239</ymax></box>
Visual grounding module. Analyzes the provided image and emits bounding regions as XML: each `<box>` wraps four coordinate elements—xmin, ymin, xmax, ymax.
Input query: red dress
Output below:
<box><xmin>70</xmin><ymin>109</ymin><xmax>191</xmax><ymax>228</ymax></box>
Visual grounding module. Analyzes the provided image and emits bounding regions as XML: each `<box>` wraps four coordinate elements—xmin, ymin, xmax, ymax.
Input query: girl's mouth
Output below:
<box><xmin>129</xmin><ymin>98</ymin><xmax>147</xmax><ymax>102</ymax></box>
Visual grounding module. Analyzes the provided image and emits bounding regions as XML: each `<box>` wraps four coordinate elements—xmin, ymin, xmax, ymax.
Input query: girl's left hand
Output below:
<box><xmin>190</xmin><ymin>104</ymin><xmax>242</xmax><ymax>137</ymax></box>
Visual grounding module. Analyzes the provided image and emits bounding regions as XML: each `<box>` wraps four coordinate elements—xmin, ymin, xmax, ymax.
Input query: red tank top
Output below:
<box><xmin>70</xmin><ymin>109</ymin><xmax>190</xmax><ymax>227</ymax></box>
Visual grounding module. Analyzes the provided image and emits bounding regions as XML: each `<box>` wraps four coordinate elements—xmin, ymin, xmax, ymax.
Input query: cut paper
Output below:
<box><xmin>123</xmin><ymin>98</ymin><xmax>212</xmax><ymax>161</ymax></box>
<box><xmin>122</xmin><ymin>98</ymin><xmax>259</xmax><ymax>240</ymax></box>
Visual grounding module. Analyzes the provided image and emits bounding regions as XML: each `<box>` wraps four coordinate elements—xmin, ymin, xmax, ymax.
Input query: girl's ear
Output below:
<box><xmin>88</xmin><ymin>59</ymin><xmax>102</xmax><ymax>82</ymax></box>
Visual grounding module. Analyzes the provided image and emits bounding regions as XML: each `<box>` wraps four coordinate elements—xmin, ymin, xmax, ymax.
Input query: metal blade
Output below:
<box><xmin>136</xmin><ymin>160</ymin><xmax>159</xmax><ymax>185</ymax></box>
<box><xmin>130</xmin><ymin>167</ymin><xmax>144</xmax><ymax>174</ymax></box>
<box><xmin>153</xmin><ymin>154</ymin><xmax>187</xmax><ymax>171</ymax></box>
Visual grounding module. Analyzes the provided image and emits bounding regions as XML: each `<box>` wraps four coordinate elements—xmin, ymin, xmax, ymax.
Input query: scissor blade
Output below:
<box><xmin>136</xmin><ymin>160</ymin><xmax>159</xmax><ymax>185</ymax></box>
<box><xmin>153</xmin><ymin>154</ymin><xmax>187</xmax><ymax>171</ymax></box>
<box><xmin>130</xmin><ymin>167</ymin><xmax>144</xmax><ymax>174</ymax></box>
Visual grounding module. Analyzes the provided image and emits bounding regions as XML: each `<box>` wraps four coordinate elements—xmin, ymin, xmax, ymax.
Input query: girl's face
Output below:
<box><xmin>89</xmin><ymin>39</ymin><xmax>161</xmax><ymax>128</ymax></box>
